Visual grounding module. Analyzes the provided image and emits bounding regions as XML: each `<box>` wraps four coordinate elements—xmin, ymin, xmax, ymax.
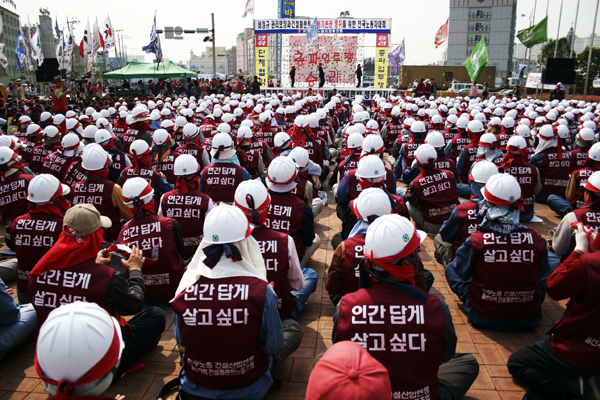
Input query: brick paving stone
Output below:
<box><xmin>0</xmin><ymin>393</ymin><xmax>29</xmax><ymax>400</ymax></box>
<box><xmin>464</xmin><ymin>390</ymin><xmax>502</xmax><ymax>399</ymax></box>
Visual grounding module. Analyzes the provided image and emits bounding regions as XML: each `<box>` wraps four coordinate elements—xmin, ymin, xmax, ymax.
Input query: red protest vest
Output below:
<box><xmin>452</xmin><ymin>201</ymin><xmax>482</xmax><ymax>254</ymax></box>
<box><xmin>497</xmin><ymin>159</ymin><xmax>538</xmax><ymax>215</ymax></box>
<box><xmin>570</xmin><ymin>168</ymin><xmax>594</xmax><ymax>210</ymax></box>
<box><xmin>459</xmin><ymin>144</ymin><xmax>479</xmax><ymax>183</ymax></box>
<box><xmin>28</xmin><ymin>259</ymin><xmax>130</xmax><ymax>334</ymax></box>
<box><xmin>0</xmin><ymin>172</ymin><xmax>32</xmax><ymax>230</ymax></box>
<box><xmin>112</xmin><ymin>120</ymin><xmax>128</xmax><ymax>139</ymax></box>
<box><xmin>11</xmin><ymin>212</ymin><xmax>62</xmax><ymax>294</ymax></box>
<box><xmin>63</xmin><ymin>159</ymin><xmax>89</xmax><ymax>188</ymax></box>
<box><xmin>20</xmin><ymin>139</ymin><xmax>39</xmax><ymax>164</ymax></box>
<box><xmin>384</xmin><ymin>119</ymin><xmax>403</xmax><ymax>148</ymax></box>
<box><xmin>160</xmin><ymin>188</ymin><xmax>210</xmax><ymax>259</ymax></box>
<box><xmin>304</xmin><ymin>137</ymin><xmax>324</xmax><ymax>167</ymax></box>
<box><xmin>118</xmin><ymin>214</ymin><xmax>185</xmax><ymax>300</ymax></box>
<box><xmin>250</xmin><ymin>140</ymin><xmax>271</xmax><ymax>166</ymax></box>
<box><xmin>341</xmin><ymin>234</ymin><xmax>365</xmax><ymax>296</ymax></box>
<box><xmin>201</xmin><ymin>163</ymin><xmax>245</xmax><ymax>204</ymax></box>
<box><xmin>199</xmin><ymin>121</ymin><xmax>216</xmax><ymax>139</ymax></box>
<box><xmin>442</xmin><ymin>128</ymin><xmax>458</xmax><ymax>145</ymax></box>
<box><xmin>266</xmin><ymin>191</ymin><xmax>306</xmax><ymax>261</ymax></box>
<box><xmin>172</xmin><ymin>275</ymin><xmax>270</xmax><ymax>389</ymax></box>
<box><xmin>538</xmin><ymin>148</ymin><xmax>571</xmax><ymax>197</ymax></box>
<box><xmin>243</xmin><ymin>148</ymin><xmax>261</xmax><ymax>179</ymax></box>
<box><xmin>256</xmin><ymin>128</ymin><xmax>275</xmax><ymax>149</ymax></box>
<box><xmin>71</xmin><ymin>178</ymin><xmax>121</xmax><ymax>242</ymax></box>
<box><xmin>176</xmin><ymin>143</ymin><xmax>209</xmax><ymax>169</ymax></box>
<box><xmin>290</xmin><ymin>173</ymin><xmax>309</xmax><ymax>203</ymax></box>
<box><xmin>347</xmin><ymin>168</ymin><xmax>396</xmax><ymax>201</ymax></box>
<box><xmin>153</xmin><ymin>150</ymin><xmax>180</xmax><ymax>186</ymax></box>
<box><xmin>252</xmin><ymin>226</ymin><xmax>296</xmax><ymax>319</ymax></box>
<box><xmin>434</xmin><ymin>156</ymin><xmax>456</xmax><ymax>176</ymax></box>
<box><xmin>469</xmin><ymin>230</ymin><xmax>546</xmax><ymax>321</ymax></box>
<box><xmin>496</xmin><ymin>132</ymin><xmax>510</xmax><ymax>151</ymax></box>
<box><xmin>42</xmin><ymin>152</ymin><xmax>76</xmax><ymax>181</ymax></box>
<box><xmin>570</xmin><ymin>148</ymin><xmax>589</xmax><ymax>171</ymax></box>
<box><xmin>51</xmin><ymin>86</ymin><xmax>67</xmax><ymax>112</ymax></box>
<box><xmin>120</xmin><ymin>127</ymin><xmax>147</xmax><ymax>154</ymax></box>
<box><xmin>412</xmin><ymin>169</ymin><xmax>459</xmax><ymax>225</ymax></box>
<box><xmin>548</xmin><ymin>253</ymin><xmax>600</xmax><ymax>371</ymax></box>
<box><xmin>338</xmin><ymin>153</ymin><xmax>360</xmax><ymax>180</ymax></box>
<box><xmin>402</xmin><ymin>140</ymin><xmax>422</xmax><ymax>170</ymax></box>
<box><xmin>337</xmin><ymin>283</ymin><xmax>447</xmax><ymax>399</ymax></box>
<box><xmin>29</xmin><ymin>144</ymin><xmax>57</xmax><ymax>174</ymax></box>
<box><xmin>201</xmin><ymin>137</ymin><xmax>214</xmax><ymax>153</ymax></box>
<box><xmin>450</xmin><ymin>133</ymin><xmax>470</xmax><ymax>160</ymax></box>
<box><xmin>572</xmin><ymin>206</ymin><xmax>600</xmax><ymax>235</ymax></box>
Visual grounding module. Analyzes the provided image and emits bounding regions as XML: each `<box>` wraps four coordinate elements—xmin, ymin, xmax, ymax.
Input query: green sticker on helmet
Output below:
<box><xmin>183</xmin><ymin>168</ymin><xmax>187</xmax><ymax>173</ymax></box>
<box><xmin>403</xmin><ymin>234</ymin><xmax>409</xmax><ymax>242</ymax></box>
<box><xmin>212</xmin><ymin>235</ymin><xmax>219</xmax><ymax>242</ymax></box>
<box><xmin>509</xmin><ymin>196</ymin><xmax>515</xmax><ymax>201</ymax></box>
<box><xmin>374</xmin><ymin>169</ymin><xmax>379</xmax><ymax>175</ymax></box>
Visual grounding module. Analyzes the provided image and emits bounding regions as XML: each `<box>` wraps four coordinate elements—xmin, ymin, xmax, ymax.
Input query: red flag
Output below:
<box><xmin>78</xmin><ymin>39</ymin><xmax>84</xmax><ymax>57</ymax></box>
<box><xmin>435</xmin><ymin>18</ymin><xmax>449</xmax><ymax>48</ymax></box>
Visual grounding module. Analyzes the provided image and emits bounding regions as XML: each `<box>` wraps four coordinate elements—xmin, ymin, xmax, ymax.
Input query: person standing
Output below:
<box><xmin>290</xmin><ymin>66</ymin><xmax>296</xmax><ymax>87</ymax></box>
<box><xmin>469</xmin><ymin>82</ymin><xmax>478</xmax><ymax>97</ymax></box>
<box><xmin>431</xmin><ymin>78</ymin><xmax>437</xmax><ymax>97</ymax></box>
<box><xmin>251</xmin><ymin>75</ymin><xmax>261</xmax><ymax>95</ymax></box>
<box><xmin>356</xmin><ymin>64</ymin><xmax>363</xmax><ymax>88</ymax></box>
<box><xmin>318</xmin><ymin>63</ymin><xmax>325</xmax><ymax>88</ymax></box>
<box><xmin>51</xmin><ymin>76</ymin><xmax>70</xmax><ymax>115</ymax></box>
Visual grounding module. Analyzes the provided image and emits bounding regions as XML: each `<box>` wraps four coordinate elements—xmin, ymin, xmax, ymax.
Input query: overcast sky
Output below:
<box><xmin>13</xmin><ymin>0</ymin><xmax>600</xmax><ymax>65</ymax></box>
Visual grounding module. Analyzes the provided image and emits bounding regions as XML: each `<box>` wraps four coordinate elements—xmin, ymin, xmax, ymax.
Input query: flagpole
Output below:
<box><xmin>554</xmin><ymin>0</ymin><xmax>564</xmax><ymax>58</ymax></box>
<box><xmin>570</xmin><ymin>0</ymin><xmax>580</xmax><ymax>59</ymax></box>
<box><xmin>584</xmin><ymin>0</ymin><xmax>600</xmax><ymax>100</ymax></box>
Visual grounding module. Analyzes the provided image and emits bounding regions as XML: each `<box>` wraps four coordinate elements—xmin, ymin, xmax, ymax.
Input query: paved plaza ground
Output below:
<box><xmin>0</xmin><ymin>177</ymin><xmax>567</xmax><ymax>400</ymax></box>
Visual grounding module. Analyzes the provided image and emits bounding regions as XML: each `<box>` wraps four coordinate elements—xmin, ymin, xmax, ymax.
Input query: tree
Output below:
<box><xmin>537</xmin><ymin>37</ymin><xmax>572</xmax><ymax>70</ymax></box>
<box><xmin>575</xmin><ymin>46</ymin><xmax>600</xmax><ymax>90</ymax></box>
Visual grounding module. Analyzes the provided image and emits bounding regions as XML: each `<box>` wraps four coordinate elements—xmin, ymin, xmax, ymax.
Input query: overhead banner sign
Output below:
<box><xmin>255</xmin><ymin>18</ymin><xmax>392</xmax><ymax>34</ymax></box>
<box><xmin>375</xmin><ymin>34</ymin><xmax>388</xmax><ymax>89</ymax></box>
<box><xmin>255</xmin><ymin>34</ymin><xmax>269</xmax><ymax>88</ymax></box>
<box><xmin>279</xmin><ymin>0</ymin><xmax>295</xmax><ymax>18</ymax></box>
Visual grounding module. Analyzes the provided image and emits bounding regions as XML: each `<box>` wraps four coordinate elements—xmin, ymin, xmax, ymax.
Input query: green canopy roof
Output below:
<box><xmin>103</xmin><ymin>61</ymin><xmax>197</xmax><ymax>79</ymax></box>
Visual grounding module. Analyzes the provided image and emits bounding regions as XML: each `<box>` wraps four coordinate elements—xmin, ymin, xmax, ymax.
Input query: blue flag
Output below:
<box><xmin>142</xmin><ymin>13</ymin><xmax>163</xmax><ymax>68</ymax></box>
<box><xmin>306</xmin><ymin>16</ymin><xmax>318</xmax><ymax>46</ymax></box>
<box><xmin>55</xmin><ymin>16</ymin><xmax>63</xmax><ymax>39</ymax></box>
<box><xmin>516</xmin><ymin>64</ymin><xmax>527</xmax><ymax>86</ymax></box>
<box><xmin>15</xmin><ymin>20</ymin><xmax>26</xmax><ymax>70</ymax></box>
<box><xmin>388</xmin><ymin>38</ymin><xmax>405</xmax><ymax>73</ymax></box>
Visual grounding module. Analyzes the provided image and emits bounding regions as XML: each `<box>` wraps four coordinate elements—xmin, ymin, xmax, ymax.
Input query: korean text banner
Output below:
<box><xmin>255</xmin><ymin>18</ymin><xmax>391</xmax><ymax>34</ymax></box>
<box><xmin>255</xmin><ymin>34</ymin><xmax>269</xmax><ymax>88</ymax></box>
<box><xmin>279</xmin><ymin>0</ymin><xmax>295</xmax><ymax>19</ymax></box>
<box><xmin>285</xmin><ymin>35</ymin><xmax>361</xmax><ymax>87</ymax></box>
<box><xmin>375</xmin><ymin>34</ymin><xmax>388</xmax><ymax>89</ymax></box>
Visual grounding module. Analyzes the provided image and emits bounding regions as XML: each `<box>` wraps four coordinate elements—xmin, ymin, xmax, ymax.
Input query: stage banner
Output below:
<box><xmin>255</xmin><ymin>34</ymin><xmax>269</xmax><ymax>87</ymax></box>
<box><xmin>255</xmin><ymin>18</ymin><xmax>391</xmax><ymax>34</ymax></box>
<box><xmin>375</xmin><ymin>34</ymin><xmax>388</xmax><ymax>89</ymax></box>
<box><xmin>284</xmin><ymin>35</ymin><xmax>363</xmax><ymax>87</ymax></box>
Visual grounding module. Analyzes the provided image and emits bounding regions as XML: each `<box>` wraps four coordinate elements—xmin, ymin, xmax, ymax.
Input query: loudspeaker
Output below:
<box><xmin>544</xmin><ymin>58</ymin><xmax>575</xmax><ymax>85</ymax></box>
<box><xmin>35</xmin><ymin>59</ymin><xmax>60</xmax><ymax>82</ymax></box>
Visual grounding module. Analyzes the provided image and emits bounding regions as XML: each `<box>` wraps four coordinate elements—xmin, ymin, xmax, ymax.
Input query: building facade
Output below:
<box><xmin>37</xmin><ymin>8</ymin><xmax>54</xmax><ymax>60</ymax></box>
<box><xmin>447</xmin><ymin>0</ymin><xmax>517</xmax><ymax>86</ymax></box>
<box><xmin>0</xmin><ymin>5</ymin><xmax>21</xmax><ymax>83</ymax></box>
<box><xmin>226</xmin><ymin>46</ymin><xmax>237</xmax><ymax>76</ymax></box>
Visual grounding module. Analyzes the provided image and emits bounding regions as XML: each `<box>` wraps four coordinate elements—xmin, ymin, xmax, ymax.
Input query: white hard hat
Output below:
<box><xmin>85</xmin><ymin>107</ymin><xmax>96</xmax><ymax>116</ymax></box>
<box><xmin>557</xmin><ymin>125</ymin><xmax>570</xmax><ymax>139</ymax></box>
<box><xmin>122</xmin><ymin>177</ymin><xmax>154</xmax><ymax>206</ymax></box>
<box><xmin>588</xmin><ymin>143</ymin><xmax>600</xmax><ymax>161</ymax></box>
<box><xmin>467</xmin><ymin>120</ymin><xmax>485</xmax><ymax>133</ymax></box>
<box><xmin>586</xmin><ymin>170</ymin><xmax>600</xmax><ymax>192</ymax></box>
<box><xmin>40</xmin><ymin>111</ymin><xmax>52</xmax><ymax>122</ymax></box>
<box><xmin>469</xmin><ymin>160</ymin><xmax>498</xmax><ymax>183</ymax></box>
<box><xmin>516</xmin><ymin>125</ymin><xmax>531</xmax><ymax>138</ymax></box>
<box><xmin>240</xmin><ymin>120</ymin><xmax>254</xmax><ymax>128</ymax></box>
<box><xmin>353</xmin><ymin>187</ymin><xmax>392</xmax><ymax>222</ymax></box>
<box><xmin>175</xmin><ymin>116</ymin><xmax>187</xmax><ymax>128</ymax></box>
<box><xmin>234</xmin><ymin>179</ymin><xmax>270</xmax><ymax>217</ymax></box>
<box><xmin>583</xmin><ymin>120</ymin><xmax>597</xmax><ymax>132</ymax></box>
<box><xmin>538</xmin><ymin>124</ymin><xmax>555</xmax><ymax>139</ymax></box>
<box><xmin>152</xmin><ymin>129</ymin><xmax>171</xmax><ymax>146</ymax></box>
<box><xmin>221</xmin><ymin>113</ymin><xmax>235</xmax><ymax>124</ymax></box>
<box><xmin>174</xmin><ymin>154</ymin><xmax>200</xmax><ymax>176</ymax></box>
<box><xmin>294</xmin><ymin>115</ymin><xmax>309</xmax><ymax>128</ymax></box>
<box><xmin>27</xmin><ymin>123</ymin><xmax>42</xmax><ymax>136</ymax></box>
<box><xmin>61</xmin><ymin>133</ymin><xmax>81</xmax><ymax>150</ymax></box>
<box><xmin>202</xmin><ymin>204</ymin><xmax>252</xmax><ymax>245</ymax></box>
<box><xmin>267</xmin><ymin>156</ymin><xmax>298</xmax><ymax>193</ymax></box>
<box><xmin>501</xmin><ymin>116</ymin><xmax>515</xmax><ymax>129</ymax></box>
<box><xmin>65</xmin><ymin>118</ymin><xmax>80</xmax><ymax>131</ymax></box>
<box><xmin>129</xmin><ymin>140</ymin><xmax>151</xmax><ymax>157</ymax></box>
<box><xmin>65</xmin><ymin>110</ymin><xmax>77</xmax><ymax>119</ymax></box>
<box><xmin>82</xmin><ymin>144</ymin><xmax>111</xmax><ymax>172</ymax></box>
<box><xmin>18</xmin><ymin>115</ymin><xmax>32</xmax><ymax>125</ymax></box>
<box><xmin>365</xmin><ymin>214</ymin><xmax>426</xmax><ymax>260</ymax></box>
<box><xmin>425</xmin><ymin>131</ymin><xmax>445</xmax><ymax>148</ymax></box>
<box><xmin>182</xmin><ymin>123</ymin><xmax>199</xmax><ymax>139</ymax></box>
<box><xmin>288</xmin><ymin>146</ymin><xmax>309</xmax><ymax>168</ymax></box>
<box><xmin>211</xmin><ymin>132</ymin><xmax>235</xmax><ymax>159</ymax></box>
<box><xmin>391</xmin><ymin>106</ymin><xmax>401</xmax><ymax>117</ymax></box>
<box><xmin>411</xmin><ymin>121</ymin><xmax>426</xmax><ymax>134</ymax></box>
<box><xmin>431</xmin><ymin>115</ymin><xmax>443</xmax><ymax>125</ymax></box>
<box><xmin>366</xmin><ymin>119</ymin><xmax>379</xmax><ymax>130</ymax></box>
<box><xmin>488</xmin><ymin>117</ymin><xmax>502</xmax><ymax>127</ymax></box>
<box><xmin>36</xmin><ymin>302</ymin><xmax>124</xmax><ymax>397</ymax></box>
<box><xmin>456</xmin><ymin>117</ymin><xmax>470</xmax><ymax>129</ymax></box>
<box><xmin>479</xmin><ymin>133</ymin><xmax>497</xmax><ymax>146</ymax></box>
<box><xmin>217</xmin><ymin>123</ymin><xmax>231</xmax><ymax>134</ymax></box>
<box><xmin>53</xmin><ymin>114</ymin><xmax>66</xmax><ymax>125</ymax></box>
<box><xmin>483</xmin><ymin>173</ymin><xmax>522</xmax><ymax>205</ymax></box>
<box><xmin>83</xmin><ymin>125</ymin><xmax>98</xmax><ymax>139</ymax></box>
<box><xmin>361</xmin><ymin>135</ymin><xmax>384</xmax><ymax>155</ymax></box>
<box><xmin>356</xmin><ymin>155</ymin><xmax>386</xmax><ymax>180</ymax></box>
<box><xmin>43</xmin><ymin>125</ymin><xmax>60</xmax><ymax>139</ymax></box>
<box><xmin>94</xmin><ymin>129</ymin><xmax>112</xmax><ymax>145</ymax></box>
<box><xmin>414</xmin><ymin>144</ymin><xmax>438</xmax><ymax>165</ymax></box>
<box><xmin>237</xmin><ymin>126</ymin><xmax>254</xmax><ymax>140</ymax></box>
<box><xmin>274</xmin><ymin>132</ymin><xmax>291</xmax><ymax>149</ymax></box>
<box><xmin>347</xmin><ymin>133</ymin><xmax>365</xmax><ymax>149</ymax></box>
<box><xmin>233</xmin><ymin>107</ymin><xmax>244</xmax><ymax>118</ymax></box>
<box><xmin>507</xmin><ymin>135</ymin><xmax>527</xmax><ymax>150</ymax></box>
<box><xmin>96</xmin><ymin>118</ymin><xmax>110</xmax><ymax>130</ymax></box>
<box><xmin>161</xmin><ymin>119</ymin><xmax>175</xmax><ymax>131</ymax></box>
<box><xmin>100</xmin><ymin>109</ymin><xmax>110</xmax><ymax>118</ymax></box>
<box><xmin>131</xmin><ymin>106</ymin><xmax>150</xmax><ymax>122</ymax></box>
<box><xmin>27</xmin><ymin>173</ymin><xmax>70</xmax><ymax>203</ymax></box>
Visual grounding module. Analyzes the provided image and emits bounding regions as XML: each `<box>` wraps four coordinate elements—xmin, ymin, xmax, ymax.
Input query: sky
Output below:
<box><xmin>11</xmin><ymin>0</ymin><xmax>600</xmax><ymax>66</ymax></box>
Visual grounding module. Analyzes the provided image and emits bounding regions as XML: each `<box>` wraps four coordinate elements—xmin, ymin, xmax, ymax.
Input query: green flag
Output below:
<box><xmin>517</xmin><ymin>16</ymin><xmax>548</xmax><ymax>48</ymax></box>
<box><xmin>463</xmin><ymin>35</ymin><xmax>488</xmax><ymax>83</ymax></box>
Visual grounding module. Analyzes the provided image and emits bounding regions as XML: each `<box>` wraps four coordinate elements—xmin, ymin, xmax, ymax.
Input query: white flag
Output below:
<box><xmin>0</xmin><ymin>44</ymin><xmax>8</xmax><ymax>69</ymax></box>
<box><xmin>0</xmin><ymin>13</ymin><xmax>3</xmax><ymax>36</ymax></box>
<box><xmin>101</xmin><ymin>16</ymin><xmax>115</xmax><ymax>49</ymax></box>
<box><xmin>65</xmin><ymin>24</ymin><xmax>74</xmax><ymax>70</ymax></box>
<box><xmin>93</xmin><ymin>17</ymin><xmax>102</xmax><ymax>54</ymax></box>
<box><xmin>242</xmin><ymin>0</ymin><xmax>254</xmax><ymax>18</ymax></box>
<box><xmin>31</xmin><ymin>28</ymin><xmax>44</xmax><ymax>66</ymax></box>
<box><xmin>82</xmin><ymin>19</ymin><xmax>92</xmax><ymax>55</ymax></box>
<box><xmin>55</xmin><ymin>31</ymin><xmax>64</xmax><ymax>65</ymax></box>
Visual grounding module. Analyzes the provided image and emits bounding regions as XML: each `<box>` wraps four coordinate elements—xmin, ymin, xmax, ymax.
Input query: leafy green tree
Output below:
<box><xmin>575</xmin><ymin>46</ymin><xmax>600</xmax><ymax>91</ymax></box>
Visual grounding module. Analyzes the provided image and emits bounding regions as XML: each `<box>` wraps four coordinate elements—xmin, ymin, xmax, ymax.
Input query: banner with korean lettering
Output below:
<box><xmin>255</xmin><ymin>18</ymin><xmax>391</xmax><ymax>34</ymax></box>
<box><xmin>284</xmin><ymin>35</ymin><xmax>363</xmax><ymax>87</ymax></box>
<box><xmin>375</xmin><ymin>34</ymin><xmax>388</xmax><ymax>89</ymax></box>
<box><xmin>255</xmin><ymin>34</ymin><xmax>269</xmax><ymax>88</ymax></box>
<box><xmin>279</xmin><ymin>0</ymin><xmax>295</xmax><ymax>18</ymax></box>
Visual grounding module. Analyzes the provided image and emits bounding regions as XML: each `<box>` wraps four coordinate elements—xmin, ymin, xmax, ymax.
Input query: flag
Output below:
<box><xmin>101</xmin><ymin>16</ymin><xmax>115</xmax><ymax>49</ymax></box>
<box><xmin>93</xmin><ymin>17</ymin><xmax>103</xmax><ymax>52</ymax></box>
<box><xmin>242</xmin><ymin>0</ymin><xmax>254</xmax><ymax>18</ymax></box>
<box><xmin>15</xmin><ymin>18</ymin><xmax>26</xmax><ymax>71</ymax></box>
<box><xmin>30</xmin><ymin>27</ymin><xmax>44</xmax><ymax>66</ymax></box>
<box><xmin>0</xmin><ymin>11</ymin><xmax>3</xmax><ymax>36</ymax></box>
<box><xmin>463</xmin><ymin>35</ymin><xmax>488</xmax><ymax>83</ymax></box>
<box><xmin>65</xmin><ymin>24</ymin><xmax>74</xmax><ymax>70</ymax></box>
<box><xmin>517</xmin><ymin>16</ymin><xmax>548</xmax><ymax>48</ymax></box>
<box><xmin>142</xmin><ymin>13</ymin><xmax>163</xmax><ymax>68</ymax></box>
<box><xmin>435</xmin><ymin>18</ymin><xmax>448</xmax><ymax>48</ymax></box>
<box><xmin>516</xmin><ymin>64</ymin><xmax>527</xmax><ymax>86</ymax></box>
<box><xmin>56</xmin><ymin>30</ymin><xmax>64</xmax><ymax>65</ymax></box>
<box><xmin>388</xmin><ymin>38</ymin><xmax>405</xmax><ymax>73</ymax></box>
<box><xmin>54</xmin><ymin>16</ymin><xmax>62</xmax><ymax>39</ymax></box>
<box><xmin>82</xmin><ymin>19</ymin><xmax>92</xmax><ymax>55</ymax></box>
<box><xmin>306</xmin><ymin>16</ymin><xmax>318</xmax><ymax>46</ymax></box>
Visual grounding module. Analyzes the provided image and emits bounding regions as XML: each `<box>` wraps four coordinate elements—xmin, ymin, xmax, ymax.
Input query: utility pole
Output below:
<box><xmin>584</xmin><ymin>0</ymin><xmax>600</xmax><ymax>100</ymax></box>
<box><xmin>212</xmin><ymin>13</ymin><xmax>216</xmax><ymax>77</ymax></box>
